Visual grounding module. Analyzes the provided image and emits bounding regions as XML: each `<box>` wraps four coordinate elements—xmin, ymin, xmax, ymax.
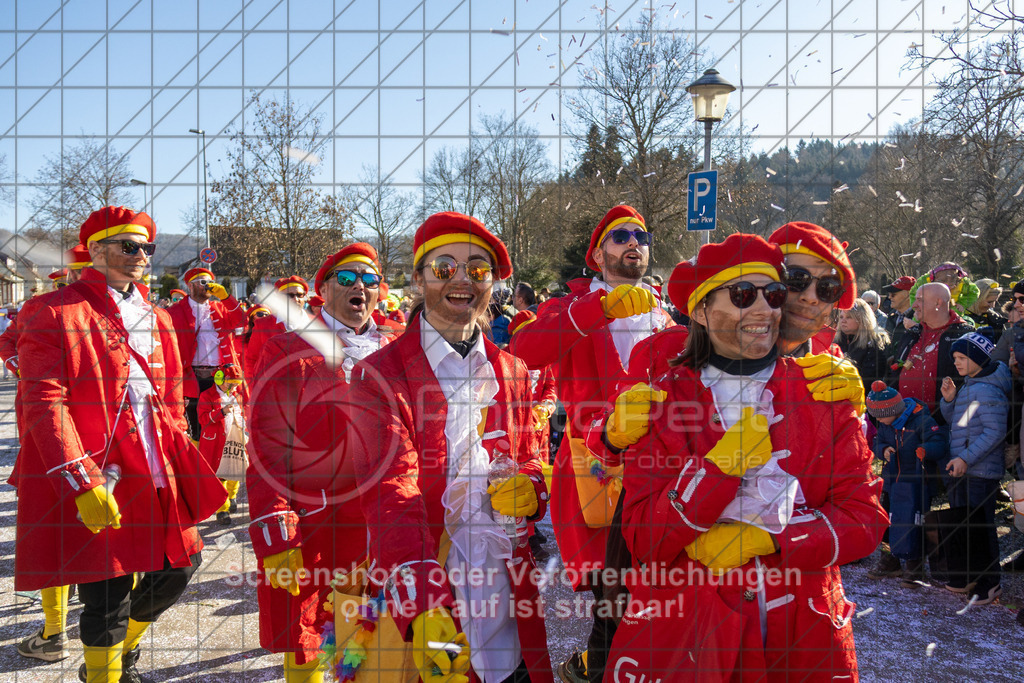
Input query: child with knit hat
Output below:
<box><xmin>866</xmin><ymin>381</ymin><xmax>947</xmax><ymax>586</ymax></box>
<box><xmin>938</xmin><ymin>328</ymin><xmax>1011</xmax><ymax>604</ymax></box>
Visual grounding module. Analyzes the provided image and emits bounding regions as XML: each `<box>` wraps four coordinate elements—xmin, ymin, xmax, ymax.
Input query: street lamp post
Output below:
<box><xmin>686</xmin><ymin>68</ymin><xmax>737</xmax><ymax>246</ymax></box>
<box><xmin>130</xmin><ymin>178</ymin><xmax>147</xmax><ymax>213</ymax></box>
<box><xmin>189</xmin><ymin>128</ymin><xmax>211</xmax><ymax>249</ymax></box>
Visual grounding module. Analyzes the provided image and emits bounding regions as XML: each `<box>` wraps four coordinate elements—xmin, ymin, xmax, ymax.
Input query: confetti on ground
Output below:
<box><xmin>926</xmin><ymin>643</ymin><xmax>937</xmax><ymax>657</ymax></box>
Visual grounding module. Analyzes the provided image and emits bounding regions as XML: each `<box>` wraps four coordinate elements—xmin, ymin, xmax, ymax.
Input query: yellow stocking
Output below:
<box><xmin>122</xmin><ymin>619</ymin><xmax>150</xmax><ymax>655</ymax></box>
<box><xmin>218</xmin><ymin>479</ymin><xmax>240</xmax><ymax>513</ymax></box>
<box><xmin>83</xmin><ymin>644</ymin><xmax>123</xmax><ymax>683</ymax></box>
<box><xmin>41</xmin><ymin>585</ymin><xmax>69</xmax><ymax>638</ymax></box>
<box><xmin>284</xmin><ymin>652</ymin><xmax>324</xmax><ymax>683</ymax></box>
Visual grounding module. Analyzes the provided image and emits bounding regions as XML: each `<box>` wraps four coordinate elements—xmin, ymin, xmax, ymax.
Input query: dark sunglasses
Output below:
<box><xmin>1013</xmin><ymin>295</ymin><xmax>1024</xmax><ymax>305</ymax></box>
<box><xmin>709</xmin><ymin>281</ymin><xmax>788</xmax><ymax>309</ymax></box>
<box><xmin>252</xmin><ymin>311</ymin><xmax>270</xmax><ymax>319</ymax></box>
<box><xmin>98</xmin><ymin>239</ymin><xmax>156</xmax><ymax>256</ymax></box>
<box><xmin>605</xmin><ymin>228</ymin><xmax>653</xmax><ymax>246</ymax></box>
<box><xmin>427</xmin><ymin>256</ymin><xmax>493</xmax><ymax>283</ymax></box>
<box><xmin>333</xmin><ymin>270</ymin><xmax>381</xmax><ymax>288</ymax></box>
<box><xmin>784</xmin><ymin>267</ymin><xmax>845</xmax><ymax>304</ymax></box>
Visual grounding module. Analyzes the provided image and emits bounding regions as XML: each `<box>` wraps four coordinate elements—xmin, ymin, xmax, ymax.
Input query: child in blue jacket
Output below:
<box><xmin>939</xmin><ymin>329</ymin><xmax>1011</xmax><ymax>604</ymax></box>
<box><xmin>866</xmin><ymin>381</ymin><xmax>947</xmax><ymax>585</ymax></box>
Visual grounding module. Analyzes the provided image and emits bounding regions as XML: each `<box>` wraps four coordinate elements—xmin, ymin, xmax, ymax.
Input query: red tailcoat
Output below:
<box><xmin>349</xmin><ymin>315</ymin><xmax>554</xmax><ymax>683</ymax></box>
<box><xmin>527</xmin><ymin>364</ymin><xmax>557</xmax><ymax>459</ymax></box>
<box><xmin>167</xmin><ymin>295</ymin><xmax>247</xmax><ymax>397</ymax></box>
<box><xmin>14</xmin><ymin>269</ymin><xmax>226</xmax><ymax>590</ymax></box>
<box><xmin>245</xmin><ymin>314</ymin><xmax>288</xmax><ymax>380</ymax></box>
<box><xmin>507</xmin><ymin>278</ymin><xmax>672</xmax><ymax>587</ymax></box>
<box><xmin>197</xmin><ymin>382</ymin><xmax>250</xmax><ymax>472</ymax></box>
<box><xmin>608</xmin><ymin>359</ymin><xmax>886</xmax><ymax>682</ymax></box>
<box><xmin>246</xmin><ymin>322</ymin><xmax>390</xmax><ymax>663</ymax></box>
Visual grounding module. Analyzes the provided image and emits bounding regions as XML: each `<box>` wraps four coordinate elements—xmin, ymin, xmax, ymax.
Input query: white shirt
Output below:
<box><xmin>188</xmin><ymin>297</ymin><xmax>220</xmax><ymax>366</ymax></box>
<box><xmin>109</xmin><ymin>285</ymin><xmax>168</xmax><ymax>488</ymax></box>
<box><xmin>420</xmin><ymin>317</ymin><xmax>520</xmax><ymax>683</ymax></box>
<box><xmin>589</xmin><ymin>278</ymin><xmax>662</xmax><ymax>368</ymax></box>
<box><xmin>321</xmin><ymin>310</ymin><xmax>387</xmax><ymax>377</ymax></box>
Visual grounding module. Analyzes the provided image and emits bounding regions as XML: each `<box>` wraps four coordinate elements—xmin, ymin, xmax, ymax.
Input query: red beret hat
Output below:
<box><xmin>413</xmin><ymin>212</ymin><xmax>512</xmax><ymax>280</ymax></box>
<box><xmin>768</xmin><ymin>221</ymin><xmax>857</xmax><ymax>309</ymax></box>
<box><xmin>667</xmin><ymin>233</ymin><xmax>784</xmax><ymax>316</ymax></box>
<box><xmin>509</xmin><ymin>310</ymin><xmax>536</xmax><ymax>336</ymax></box>
<box><xmin>307</xmin><ymin>295</ymin><xmax>325</xmax><ymax>308</ymax></box>
<box><xmin>313</xmin><ymin>242</ymin><xmax>380</xmax><ymax>295</ymax></box>
<box><xmin>275</xmin><ymin>275</ymin><xmax>309</xmax><ymax>295</ymax></box>
<box><xmin>79</xmin><ymin>206</ymin><xmax>155</xmax><ymax>245</ymax></box>
<box><xmin>48</xmin><ymin>268</ymin><xmax>68</xmax><ymax>281</ymax></box>
<box><xmin>585</xmin><ymin>205</ymin><xmax>647</xmax><ymax>271</ymax></box>
<box><xmin>183</xmin><ymin>268</ymin><xmax>215</xmax><ymax>283</ymax></box>
<box><xmin>169</xmin><ymin>289</ymin><xmax>187</xmax><ymax>299</ymax></box>
<box><xmin>65</xmin><ymin>244</ymin><xmax>92</xmax><ymax>270</ymax></box>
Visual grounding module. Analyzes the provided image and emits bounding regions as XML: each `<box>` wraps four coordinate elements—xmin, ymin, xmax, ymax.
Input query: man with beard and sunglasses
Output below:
<box><xmin>508</xmin><ymin>205</ymin><xmax>672</xmax><ymax>683</ymax></box>
<box><xmin>348</xmin><ymin>212</ymin><xmax>553</xmax><ymax>683</ymax></box>
<box><xmin>246</xmin><ymin>242</ymin><xmax>393</xmax><ymax>683</ymax></box>
<box><xmin>167</xmin><ymin>267</ymin><xmax>248</xmax><ymax>443</ymax></box>
<box><xmin>14</xmin><ymin>206</ymin><xmax>225</xmax><ymax>683</ymax></box>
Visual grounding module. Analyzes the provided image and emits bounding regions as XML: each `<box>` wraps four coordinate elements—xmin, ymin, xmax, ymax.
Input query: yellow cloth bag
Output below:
<box><xmin>567</xmin><ymin>426</ymin><xmax>624</xmax><ymax>529</ymax></box>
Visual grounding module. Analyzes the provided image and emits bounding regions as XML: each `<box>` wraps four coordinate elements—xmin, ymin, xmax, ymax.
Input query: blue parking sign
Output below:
<box><xmin>687</xmin><ymin>170</ymin><xmax>718</xmax><ymax>231</ymax></box>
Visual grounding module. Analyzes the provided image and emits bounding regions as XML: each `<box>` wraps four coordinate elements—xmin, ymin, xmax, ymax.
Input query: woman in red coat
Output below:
<box><xmin>607</xmin><ymin>234</ymin><xmax>886</xmax><ymax>682</ymax></box>
<box><xmin>197</xmin><ymin>363</ymin><xmax>250</xmax><ymax>525</ymax></box>
<box><xmin>349</xmin><ymin>213</ymin><xmax>553</xmax><ymax>683</ymax></box>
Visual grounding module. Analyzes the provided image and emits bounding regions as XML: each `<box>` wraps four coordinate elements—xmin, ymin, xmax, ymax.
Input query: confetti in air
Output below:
<box><xmin>994</xmin><ymin>248</ymin><xmax>1002</xmax><ymax>261</ymax></box>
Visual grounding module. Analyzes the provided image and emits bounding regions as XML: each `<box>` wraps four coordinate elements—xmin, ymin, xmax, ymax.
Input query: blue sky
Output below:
<box><xmin>0</xmin><ymin>0</ymin><xmax>994</xmax><ymax>237</ymax></box>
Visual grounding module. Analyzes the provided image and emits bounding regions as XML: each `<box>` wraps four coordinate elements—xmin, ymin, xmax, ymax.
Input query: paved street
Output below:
<box><xmin>0</xmin><ymin>377</ymin><xmax>1022</xmax><ymax>681</ymax></box>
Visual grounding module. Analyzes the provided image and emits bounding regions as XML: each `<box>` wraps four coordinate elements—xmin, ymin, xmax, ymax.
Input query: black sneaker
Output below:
<box><xmin>17</xmin><ymin>627</ymin><xmax>68</xmax><ymax>661</ymax></box>
<box><xmin>529</xmin><ymin>535</ymin><xmax>551</xmax><ymax>564</ymax></box>
<box><xmin>216</xmin><ymin>511</ymin><xmax>232</xmax><ymax>526</ymax></box>
<box><xmin>229</xmin><ymin>499</ymin><xmax>238</xmax><ymax>514</ymax></box>
<box><xmin>867</xmin><ymin>552</ymin><xmax>902</xmax><ymax>579</ymax></box>
<box><xmin>79</xmin><ymin>647</ymin><xmax>152</xmax><ymax>683</ymax></box>
<box><xmin>968</xmin><ymin>583</ymin><xmax>1002</xmax><ymax>606</ymax></box>
<box><xmin>557</xmin><ymin>651</ymin><xmax>588</xmax><ymax>683</ymax></box>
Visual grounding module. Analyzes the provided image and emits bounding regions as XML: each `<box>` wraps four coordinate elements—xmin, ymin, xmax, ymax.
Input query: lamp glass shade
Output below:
<box><xmin>688</xmin><ymin>86</ymin><xmax>733</xmax><ymax>122</ymax></box>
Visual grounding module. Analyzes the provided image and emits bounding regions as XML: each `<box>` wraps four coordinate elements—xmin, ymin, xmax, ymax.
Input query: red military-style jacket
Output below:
<box><xmin>167</xmin><ymin>294</ymin><xmax>247</xmax><ymax>397</ymax></box>
<box><xmin>508</xmin><ymin>278</ymin><xmax>672</xmax><ymax>587</ymax></box>
<box><xmin>349</xmin><ymin>315</ymin><xmax>554</xmax><ymax>683</ymax></box>
<box><xmin>197</xmin><ymin>382</ymin><xmax>250</xmax><ymax>472</ymax></box>
<box><xmin>608</xmin><ymin>358</ymin><xmax>886</xmax><ymax>682</ymax></box>
<box><xmin>14</xmin><ymin>268</ymin><xmax>226</xmax><ymax>590</ymax></box>
<box><xmin>245</xmin><ymin>318</ymin><xmax>392</xmax><ymax>662</ymax></box>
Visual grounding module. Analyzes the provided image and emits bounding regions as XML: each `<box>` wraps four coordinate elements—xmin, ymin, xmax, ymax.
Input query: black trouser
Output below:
<box><xmin>586</xmin><ymin>496</ymin><xmax>632</xmax><ymax>683</ymax></box>
<box><xmin>184</xmin><ymin>374</ymin><xmax>216</xmax><ymax>441</ymax></box>
<box><xmin>77</xmin><ymin>552</ymin><xmax>202</xmax><ymax>647</ymax></box>
<box><xmin>500</xmin><ymin>660</ymin><xmax>530</xmax><ymax>683</ymax></box>
<box><xmin>944</xmin><ymin>475</ymin><xmax>1001</xmax><ymax>590</ymax></box>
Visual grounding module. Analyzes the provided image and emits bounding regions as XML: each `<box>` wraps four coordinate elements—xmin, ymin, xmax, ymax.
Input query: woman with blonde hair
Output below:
<box><xmin>968</xmin><ymin>278</ymin><xmax>1007</xmax><ymax>337</ymax></box>
<box><xmin>836</xmin><ymin>297</ymin><xmax>891</xmax><ymax>387</ymax></box>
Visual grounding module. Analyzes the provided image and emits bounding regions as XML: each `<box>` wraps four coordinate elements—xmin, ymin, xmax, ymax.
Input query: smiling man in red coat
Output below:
<box><xmin>350</xmin><ymin>212</ymin><xmax>553</xmax><ymax>683</ymax></box>
<box><xmin>15</xmin><ymin>206</ymin><xmax>225</xmax><ymax>683</ymax></box>
<box><xmin>167</xmin><ymin>266</ymin><xmax>248</xmax><ymax>442</ymax></box>
<box><xmin>507</xmin><ymin>204</ymin><xmax>671</xmax><ymax>683</ymax></box>
<box><xmin>246</xmin><ymin>243</ymin><xmax>392</xmax><ymax>682</ymax></box>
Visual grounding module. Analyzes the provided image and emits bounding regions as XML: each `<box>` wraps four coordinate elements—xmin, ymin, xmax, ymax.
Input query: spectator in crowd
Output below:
<box><xmin>861</xmin><ymin>289</ymin><xmax>888</xmax><ymax>328</ymax></box>
<box><xmin>939</xmin><ymin>330</ymin><xmax>1010</xmax><ymax>604</ymax></box>
<box><xmin>882</xmin><ymin>275</ymin><xmax>916</xmax><ymax>344</ymax></box>
<box><xmin>909</xmin><ymin>262</ymin><xmax>979</xmax><ymax>318</ymax></box>
<box><xmin>865</xmin><ymin>381</ymin><xmax>947</xmax><ymax>585</ymax></box>
<box><xmin>513</xmin><ymin>282</ymin><xmax>537</xmax><ymax>311</ymax></box>
<box><xmin>537</xmin><ymin>286</ymin><xmax>551</xmax><ymax>304</ymax></box>
<box><xmin>889</xmin><ymin>282</ymin><xmax>975</xmax><ymax>425</ymax></box>
<box><xmin>835</xmin><ymin>298</ymin><xmax>891</xmax><ymax>387</ymax></box>
<box><xmin>967</xmin><ymin>278</ymin><xmax>1007</xmax><ymax>337</ymax></box>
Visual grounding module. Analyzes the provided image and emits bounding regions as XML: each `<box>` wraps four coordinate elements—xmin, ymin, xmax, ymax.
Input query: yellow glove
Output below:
<box><xmin>487</xmin><ymin>473</ymin><xmax>539</xmax><ymax>517</ymax></box>
<box><xmin>264</xmin><ymin>547</ymin><xmax>304</xmax><ymax>596</ymax></box>
<box><xmin>601</xmin><ymin>285</ymin><xmax>656</xmax><ymax>319</ymax></box>
<box><xmin>794</xmin><ymin>353</ymin><xmax>866</xmax><ymax>415</ymax></box>
<box><xmin>74</xmin><ymin>485</ymin><xmax>122</xmax><ymax>534</ymax></box>
<box><xmin>684</xmin><ymin>522</ymin><xmax>776</xmax><ymax>572</ymax></box>
<box><xmin>531</xmin><ymin>403</ymin><xmax>552</xmax><ymax>431</ymax></box>
<box><xmin>704</xmin><ymin>407</ymin><xmax>773</xmax><ymax>477</ymax></box>
<box><xmin>411</xmin><ymin>608</ymin><xmax>471</xmax><ymax>683</ymax></box>
<box><xmin>206</xmin><ymin>282</ymin><xmax>230</xmax><ymax>300</ymax></box>
<box><xmin>606</xmin><ymin>382</ymin><xmax>668</xmax><ymax>450</ymax></box>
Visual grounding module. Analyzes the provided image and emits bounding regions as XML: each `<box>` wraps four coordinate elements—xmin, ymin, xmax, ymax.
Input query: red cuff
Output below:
<box><xmin>583</xmin><ymin>416</ymin><xmax>624</xmax><ymax>468</ymax></box>
<box><xmin>385</xmin><ymin>560</ymin><xmax>455</xmax><ymax>639</ymax></box>
<box><xmin>55</xmin><ymin>458</ymin><xmax>104</xmax><ymax>495</ymax></box>
<box><xmin>249</xmin><ymin>510</ymin><xmax>302</xmax><ymax>558</ymax></box>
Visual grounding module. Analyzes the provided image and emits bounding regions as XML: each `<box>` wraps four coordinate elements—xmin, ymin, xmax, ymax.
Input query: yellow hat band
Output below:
<box><xmin>778</xmin><ymin>244</ymin><xmax>845</xmax><ymax>281</ymax></box>
<box><xmin>596</xmin><ymin>216</ymin><xmax>646</xmax><ymax>249</ymax></box>
<box><xmin>688</xmin><ymin>262</ymin><xmax>781</xmax><ymax>315</ymax></box>
<box><xmin>278</xmin><ymin>282</ymin><xmax>307</xmax><ymax>293</ymax></box>
<box><xmin>510</xmin><ymin>318</ymin><xmax>536</xmax><ymax>336</ymax></box>
<box><xmin>187</xmin><ymin>272</ymin><xmax>214</xmax><ymax>283</ymax></box>
<box><xmin>68</xmin><ymin>260</ymin><xmax>92</xmax><ymax>270</ymax></box>
<box><xmin>87</xmin><ymin>223</ymin><xmax>151</xmax><ymax>244</ymax></box>
<box><xmin>414</xmin><ymin>234</ymin><xmax>497</xmax><ymax>269</ymax></box>
<box><xmin>334</xmin><ymin>254</ymin><xmax>380</xmax><ymax>274</ymax></box>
